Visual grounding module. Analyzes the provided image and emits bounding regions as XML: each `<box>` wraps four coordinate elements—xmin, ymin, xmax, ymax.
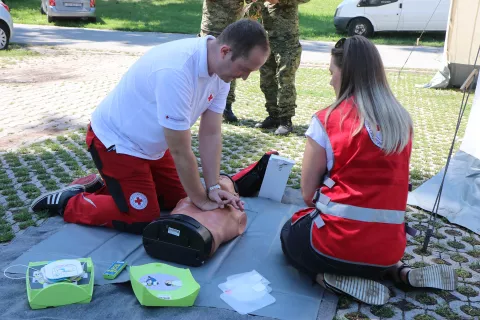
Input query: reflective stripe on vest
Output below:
<box><xmin>315</xmin><ymin>195</ymin><xmax>405</xmax><ymax>224</ymax></box>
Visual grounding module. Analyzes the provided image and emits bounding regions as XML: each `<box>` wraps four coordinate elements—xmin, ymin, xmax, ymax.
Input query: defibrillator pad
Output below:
<box><xmin>41</xmin><ymin>259</ymin><xmax>84</xmax><ymax>281</ymax></box>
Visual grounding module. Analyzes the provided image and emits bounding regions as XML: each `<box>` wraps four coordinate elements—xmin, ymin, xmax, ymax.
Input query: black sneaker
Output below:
<box><xmin>69</xmin><ymin>174</ymin><xmax>104</xmax><ymax>193</ymax></box>
<box><xmin>274</xmin><ymin>118</ymin><xmax>293</xmax><ymax>135</ymax></box>
<box><xmin>30</xmin><ymin>184</ymin><xmax>85</xmax><ymax>216</ymax></box>
<box><xmin>223</xmin><ymin>104</ymin><xmax>238</xmax><ymax>122</ymax></box>
<box><xmin>255</xmin><ymin>116</ymin><xmax>280</xmax><ymax>129</ymax></box>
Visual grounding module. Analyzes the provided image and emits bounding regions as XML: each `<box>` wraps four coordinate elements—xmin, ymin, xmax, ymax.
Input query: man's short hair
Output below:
<box><xmin>217</xmin><ymin>19</ymin><xmax>269</xmax><ymax>61</ymax></box>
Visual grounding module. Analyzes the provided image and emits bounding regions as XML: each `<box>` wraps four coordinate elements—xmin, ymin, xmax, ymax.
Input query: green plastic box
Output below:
<box><xmin>129</xmin><ymin>262</ymin><xmax>200</xmax><ymax>307</ymax></box>
<box><xmin>26</xmin><ymin>257</ymin><xmax>94</xmax><ymax>310</ymax></box>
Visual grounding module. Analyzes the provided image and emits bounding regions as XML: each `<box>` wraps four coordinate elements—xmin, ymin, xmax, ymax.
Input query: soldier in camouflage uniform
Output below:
<box><xmin>199</xmin><ymin>0</ymin><xmax>246</xmax><ymax>122</ymax></box>
<box><xmin>255</xmin><ymin>0</ymin><xmax>309</xmax><ymax>135</ymax></box>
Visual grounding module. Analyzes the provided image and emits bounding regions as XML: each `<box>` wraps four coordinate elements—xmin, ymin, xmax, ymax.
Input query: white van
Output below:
<box><xmin>334</xmin><ymin>0</ymin><xmax>451</xmax><ymax>37</ymax></box>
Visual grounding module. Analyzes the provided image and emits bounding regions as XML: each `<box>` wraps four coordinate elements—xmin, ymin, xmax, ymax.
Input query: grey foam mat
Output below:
<box><xmin>3</xmin><ymin>197</ymin><xmax>338</xmax><ymax>320</ymax></box>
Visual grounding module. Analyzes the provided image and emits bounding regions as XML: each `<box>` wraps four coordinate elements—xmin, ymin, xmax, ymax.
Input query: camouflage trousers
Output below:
<box><xmin>260</xmin><ymin>36</ymin><xmax>302</xmax><ymax>119</ymax></box>
<box><xmin>199</xmin><ymin>30</ymin><xmax>236</xmax><ymax>106</ymax></box>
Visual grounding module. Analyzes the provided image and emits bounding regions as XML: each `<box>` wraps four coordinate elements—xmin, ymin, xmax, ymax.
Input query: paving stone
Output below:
<box><xmin>405</xmin><ymin>309</ymin><xmax>431</xmax><ymax>319</ymax></box>
<box><xmin>361</xmin><ymin>303</ymin><xmax>401</xmax><ymax>319</ymax></box>
<box><xmin>406</xmin><ymin>291</ymin><xmax>445</xmax><ymax>311</ymax></box>
<box><xmin>335</xmin><ymin>304</ymin><xmax>360</xmax><ymax>320</ymax></box>
<box><xmin>0</xmin><ymin>49</ymin><xmax>138</xmax><ymax>151</ymax></box>
<box><xmin>426</xmin><ymin>309</ymin><xmax>450</xmax><ymax>320</ymax></box>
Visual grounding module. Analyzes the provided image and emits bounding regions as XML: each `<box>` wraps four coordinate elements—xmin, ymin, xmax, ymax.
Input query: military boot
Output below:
<box><xmin>255</xmin><ymin>116</ymin><xmax>280</xmax><ymax>129</ymax></box>
<box><xmin>223</xmin><ymin>103</ymin><xmax>238</xmax><ymax>122</ymax></box>
<box><xmin>274</xmin><ymin>118</ymin><xmax>293</xmax><ymax>135</ymax></box>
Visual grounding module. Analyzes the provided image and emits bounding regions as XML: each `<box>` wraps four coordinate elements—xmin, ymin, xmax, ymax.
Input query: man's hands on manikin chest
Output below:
<box><xmin>191</xmin><ymin>189</ymin><xmax>244</xmax><ymax>211</ymax></box>
<box><xmin>163</xmin><ymin>110</ymin><xmax>244</xmax><ymax>212</ymax></box>
<box><xmin>208</xmin><ymin>188</ymin><xmax>245</xmax><ymax>211</ymax></box>
<box><xmin>197</xmin><ymin>109</ymin><xmax>244</xmax><ymax>211</ymax></box>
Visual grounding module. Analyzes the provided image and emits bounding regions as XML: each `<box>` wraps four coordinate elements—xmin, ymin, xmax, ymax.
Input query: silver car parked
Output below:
<box><xmin>41</xmin><ymin>0</ymin><xmax>96</xmax><ymax>23</ymax></box>
<box><xmin>0</xmin><ymin>0</ymin><xmax>13</xmax><ymax>50</ymax></box>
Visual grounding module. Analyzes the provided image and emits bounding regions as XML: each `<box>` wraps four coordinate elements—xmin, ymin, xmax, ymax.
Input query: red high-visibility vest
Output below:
<box><xmin>292</xmin><ymin>98</ymin><xmax>412</xmax><ymax>267</ymax></box>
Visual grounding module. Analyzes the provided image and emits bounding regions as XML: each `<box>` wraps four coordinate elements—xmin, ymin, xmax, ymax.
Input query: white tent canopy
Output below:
<box><xmin>424</xmin><ymin>0</ymin><xmax>480</xmax><ymax>88</ymax></box>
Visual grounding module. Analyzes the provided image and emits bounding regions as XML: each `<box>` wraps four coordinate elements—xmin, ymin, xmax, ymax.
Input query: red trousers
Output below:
<box><xmin>63</xmin><ymin>126</ymin><xmax>187</xmax><ymax>234</ymax></box>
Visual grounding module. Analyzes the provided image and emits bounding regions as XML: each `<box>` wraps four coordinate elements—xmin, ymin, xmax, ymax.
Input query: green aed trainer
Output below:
<box><xmin>26</xmin><ymin>257</ymin><xmax>94</xmax><ymax>310</ymax></box>
<box><xmin>103</xmin><ymin>261</ymin><xmax>127</xmax><ymax>280</ymax></box>
<box><xmin>129</xmin><ymin>263</ymin><xmax>200</xmax><ymax>307</ymax></box>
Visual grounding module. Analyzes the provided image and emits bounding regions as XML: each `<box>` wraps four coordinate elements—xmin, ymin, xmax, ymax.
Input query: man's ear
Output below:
<box><xmin>220</xmin><ymin>45</ymin><xmax>232</xmax><ymax>59</ymax></box>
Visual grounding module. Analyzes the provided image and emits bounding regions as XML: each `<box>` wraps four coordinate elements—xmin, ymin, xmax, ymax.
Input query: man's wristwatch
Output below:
<box><xmin>207</xmin><ymin>184</ymin><xmax>221</xmax><ymax>197</ymax></box>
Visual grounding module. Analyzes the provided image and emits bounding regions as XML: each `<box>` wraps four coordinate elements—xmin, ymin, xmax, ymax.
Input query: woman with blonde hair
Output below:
<box><xmin>280</xmin><ymin>36</ymin><xmax>457</xmax><ymax>305</ymax></box>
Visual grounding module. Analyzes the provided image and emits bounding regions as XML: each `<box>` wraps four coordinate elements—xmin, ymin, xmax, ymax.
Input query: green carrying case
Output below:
<box><xmin>129</xmin><ymin>262</ymin><xmax>200</xmax><ymax>307</ymax></box>
<box><xmin>26</xmin><ymin>257</ymin><xmax>94</xmax><ymax>310</ymax></box>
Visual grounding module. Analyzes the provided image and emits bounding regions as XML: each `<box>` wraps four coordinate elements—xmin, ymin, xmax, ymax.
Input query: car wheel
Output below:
<box><xmin>348</xmin><ymin>18</ymin><xmax>373</xmax><ymax>37</ymax></box>
<box><xmin>88</xmin><ymin>17</ymin><xmax>97</xmax><ymax>23</ymax></box>
<box><xmin>0</xmin><ymin>21</ymin><xmax>10</xmax><ymax>50</ymax></box>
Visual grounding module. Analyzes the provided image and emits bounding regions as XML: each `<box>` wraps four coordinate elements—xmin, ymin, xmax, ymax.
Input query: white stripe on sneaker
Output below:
<box><xmin>54</xmin><ymin>192</ymin><xmax>62</xmax><ymax>205</ymax></box>
<box><xmin>30</xmin><ymin>184</ymin><xmax>86</xmax><ymax>211</ymax></box>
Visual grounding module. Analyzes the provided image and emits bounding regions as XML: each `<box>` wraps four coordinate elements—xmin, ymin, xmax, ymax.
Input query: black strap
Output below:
<box><xmin>312</xmin><ymin>188</ymin><xmax>320</xmax><ymax>204</ymax></box>
<box><xmin>88</xmin><ymin>142</ymin><xmax>129</xmax><ymax>213</ymax></box>
<box><xmin>112</xmin><ymin>220</ymin><xmax>151</xmax><ymax>235</ymax></box>
<box><xmin>405</xmin><ymin>223</ymin><xmax>418</xmax><ymax>237</ymax></box>
<box><xmin>397</xmin><ymin>263</ymin><xmax>412</xmax><ymax>287</ymax></box>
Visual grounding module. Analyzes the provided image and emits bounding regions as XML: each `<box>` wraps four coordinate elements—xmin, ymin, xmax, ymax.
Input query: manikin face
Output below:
<box><xmin>216</xmin><ymin>45</ymin><xmax>269</xmax><ymax>83</ymax></box>
<box><xmin>329</xmin><ymin>56</ymin><xmax>342</xmax><ymax>98</ymax></box>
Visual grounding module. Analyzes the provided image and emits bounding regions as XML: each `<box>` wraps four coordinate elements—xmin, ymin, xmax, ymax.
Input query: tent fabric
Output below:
<box><xmin>409</xmin><ymin>79</ymin><xmax>480</xmax><ymax>235</ymax></box>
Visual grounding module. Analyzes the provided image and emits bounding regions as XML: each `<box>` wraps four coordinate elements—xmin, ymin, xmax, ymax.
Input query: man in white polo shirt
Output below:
<box><xmin>30</xmin><ymin>19</ymin><xmax>270</xmax><ymax>234</ymax></box>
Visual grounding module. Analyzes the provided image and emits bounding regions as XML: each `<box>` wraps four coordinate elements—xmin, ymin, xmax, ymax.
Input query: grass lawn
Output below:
<box><xmin>0</xmin><ymin>43</ymin><xmax>40</xmax><ymax>67</ymax></box>
<box><xmin>0</xmin><ymin>43</ymin><xmax>40</xmax><ymax>58</ymax></box>
<box><xmin>8</xmin><ymin>0</ymin><xmax>445</xmax><ymax>46</ymax></box>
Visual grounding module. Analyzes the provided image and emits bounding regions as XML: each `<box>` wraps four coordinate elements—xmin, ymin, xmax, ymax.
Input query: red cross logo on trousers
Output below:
<box><xmin>130</xmin><ymin>192</ymin><xmax>147</xmax><ymax>210</ymax></box>
<box><xmin>208</xmin><ymin>94</ymin><xmax>213</xmax><ymax>102</ymax></box>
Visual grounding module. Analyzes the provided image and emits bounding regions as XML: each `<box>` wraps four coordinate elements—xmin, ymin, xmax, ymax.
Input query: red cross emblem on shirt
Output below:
<box><xmin>208</xmin><ymin>94</ymin><xmax>213</xmax><ymax>102</ymax></box>
<box><xmin>134</xmin><ymin>197</ymin><xmax>143</xmax><ymax>205</ymax></box>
